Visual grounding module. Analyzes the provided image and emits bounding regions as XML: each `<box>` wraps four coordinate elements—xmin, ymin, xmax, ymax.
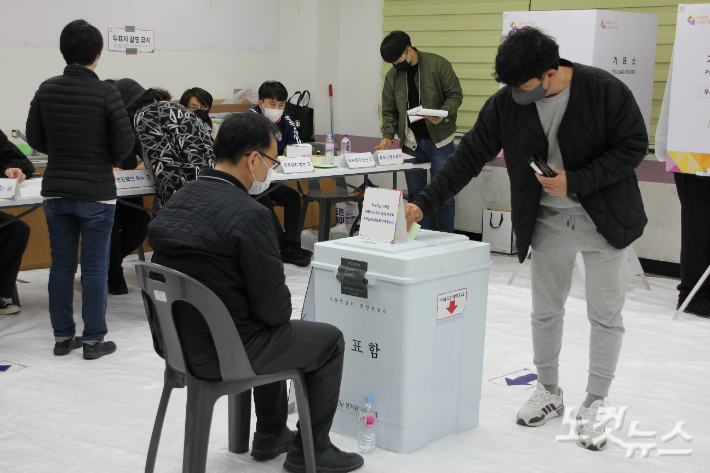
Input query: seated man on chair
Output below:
<box><xmin>0</xmin><ymin>129</ymin><xmax>34</xmax><ymax>315</ymax></box>
<box><xmin>147</xmin><ymin>113</ymin><xmax>364</xmax><ymax>473</ymax></box>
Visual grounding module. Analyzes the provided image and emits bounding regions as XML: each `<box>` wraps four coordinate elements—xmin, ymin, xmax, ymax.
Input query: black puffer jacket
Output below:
<box><xmin>148</xmin><ymin>169</ymin><xmax>292</xmax><ymax>344</ymax></box>
<box><xmin>413</xmin><ymin>60</ymin><xmax>648</xmax><ymax>263</ymax></box>
<box><xmin>25</xmin><ymin>65</ymin><xmax>134</xmax><ymax>201</ymax></box>
<box><xmin>0</xmin><ymin>130</ymin><xmax>35</xmax><ymax>178</ymax></box>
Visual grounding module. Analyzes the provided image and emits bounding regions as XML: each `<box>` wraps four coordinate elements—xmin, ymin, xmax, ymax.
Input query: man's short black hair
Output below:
<box><xmin>60</xmin><ymin>20</ymin><xmax>104</xmax><ymax>66</ymax></box>
<box><xmin>179</xmin><ymin>87</ymin><xmax>214</xmax><ymax>109</ymax></box>
<box><xmin>214</xmin><ymin>113</ymin><xmax>279</xmax><ymax>165</ymax></box>
<box><xmin>494</xmin><ymin>27</ymin><xmax>560</xmax><ymax>88</ymax></box>
<box><xmin>380</xmin><ymin>30</ymin><xmax>411</xmax><ymax>63</ymax></box>
<box><xmin>258</xmin><ymin>81</ymin><xmax>288</xmax><ymax>102</ymax></box>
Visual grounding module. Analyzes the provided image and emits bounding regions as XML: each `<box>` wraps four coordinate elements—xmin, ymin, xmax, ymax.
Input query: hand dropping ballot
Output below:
<box><xmin>359</xmin><ymin>187</ymin><xmax>408</xmax><ymax>243</ymax></box>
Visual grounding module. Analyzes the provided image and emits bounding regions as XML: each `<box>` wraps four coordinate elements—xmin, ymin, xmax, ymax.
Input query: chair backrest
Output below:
<box><xmin>134</xmin><ymin>262</ymin><xmax>256</xmax><ymax>382</ymax></box>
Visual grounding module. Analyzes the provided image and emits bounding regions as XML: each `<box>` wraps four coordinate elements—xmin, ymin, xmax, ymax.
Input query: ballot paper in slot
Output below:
<box><xmin>359</xmin><ymin>187</ymin><xmax>408</xmax><ymax>244</ymax></box>
<box><xmin>375</xmin><ymin>149</ymin><xmax>404</xmax><ymax>166</ymax></box>
<box><xmin>407</xmin><ymin>106</ymin><xmax>448</xmax><ymax>123</ymax></box>
<box><xmin>344</xmin><ymin>152</ymin><xmax>376</xmax><ymax>169</ymax></box>
<box><xmin>114</xmin><ymin>169</ymin><xmax>154</xmax><ymax>189</ymax></box>
<box><xmin>0</xmin><ymin>178</ymin><xmax>18</xmax><ymax>199</ymax></box>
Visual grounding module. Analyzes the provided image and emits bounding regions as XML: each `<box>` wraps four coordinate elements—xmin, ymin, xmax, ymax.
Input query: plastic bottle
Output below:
<box><xmin>358</xmin><ymin>395</ymin><xmax>376</xmax><ymax>454</ymax></box>
<box><xmin>340</xmin><ymin>134</ymin><xmax>352</xmax><ymax>156</ymax></box>
<box><xmin>325</xmin><ymin>134</ymin><xmax>335</xmax><ymax>165</ymax></box>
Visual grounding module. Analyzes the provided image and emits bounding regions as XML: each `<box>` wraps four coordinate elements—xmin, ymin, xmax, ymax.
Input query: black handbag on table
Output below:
<box><xmin>284</xmin><ymin>90</ymin><xmax>314</xmax><ymax>142</ymax></box>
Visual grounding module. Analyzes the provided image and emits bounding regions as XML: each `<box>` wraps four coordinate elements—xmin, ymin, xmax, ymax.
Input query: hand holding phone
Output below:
<box><xmin>528</xmin><ymin>153</ymin><xmax>558</xmax><ymax>178</ymax></box>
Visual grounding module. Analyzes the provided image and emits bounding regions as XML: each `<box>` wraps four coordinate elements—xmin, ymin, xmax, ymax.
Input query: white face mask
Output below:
<box><xmin>263</xmin><ymin>106</ymin><xmax>284</xmax><ymax>123</ymax></box>
<box><xmin>248</xmin><ymin>154</ymin><xmax>276</xmax><ymax>195</ymax></box>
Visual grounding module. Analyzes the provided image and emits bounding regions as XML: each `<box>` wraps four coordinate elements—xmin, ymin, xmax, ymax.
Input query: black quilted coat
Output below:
<box><xmin>413</xmin><ymin>60</ymin><xmax>648</xmax><ymax>263</ymax></box>
<box><xmin>25</xmin><ymin>65</ymin><xmax>134</xmax><ymax>201</ymax></box>
<box><xmin>148</xmin><ymin>169</ymin><xmax>292</xmax><ymax>344</ymax></box>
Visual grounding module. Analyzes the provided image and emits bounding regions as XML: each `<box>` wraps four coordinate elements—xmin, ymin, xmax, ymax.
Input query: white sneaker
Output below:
<box><xmin>0</xmin><ymin>300</ymin><xmax>20</xmax><ymax>315</ymax></box>
<box><xmin>576</xmin><ymin>399</ymin><xmax>608</xmax><ymax>451</ymax></box>
<box><xmin>516</xmin><ymin>383</ymin><xmax>565</xmax><ymax>427</ymax></box>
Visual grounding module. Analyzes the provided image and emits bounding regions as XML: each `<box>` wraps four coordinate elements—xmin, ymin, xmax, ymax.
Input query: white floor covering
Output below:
<box><xmin>1</xmin><ymin>231</ymin><xmax>708</xmax><ymax>473</ymax></box>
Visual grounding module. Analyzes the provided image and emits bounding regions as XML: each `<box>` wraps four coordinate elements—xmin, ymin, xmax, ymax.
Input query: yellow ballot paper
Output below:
<box><xmin>407</xmin><ymin>222</ymin><xmax>420</xmax><ymax>240</ymax></box>
<box><xmin>359</xmin><ymin>187</ymin><xmax>408</xmax><ymax>244</ymax></box>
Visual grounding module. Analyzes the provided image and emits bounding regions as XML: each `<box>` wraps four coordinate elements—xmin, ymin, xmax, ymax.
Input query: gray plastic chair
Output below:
<box><xmin>135</xmin><ymin>262</ymin><xmax>316</xmax><ymax>473</ymax></box>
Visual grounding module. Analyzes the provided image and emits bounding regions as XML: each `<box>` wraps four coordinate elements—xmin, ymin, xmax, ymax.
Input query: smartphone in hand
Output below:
<box><xmin>528</xmin><ymin>153</ymin><xmax>558</xmax><ymax>178</ymax></box>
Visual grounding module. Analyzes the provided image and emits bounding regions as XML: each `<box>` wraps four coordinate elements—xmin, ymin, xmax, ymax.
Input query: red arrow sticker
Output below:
<box><xmin>436</xmin><ymin>288</ymin><xmax>467</xmax><ymax>321</ymax></box>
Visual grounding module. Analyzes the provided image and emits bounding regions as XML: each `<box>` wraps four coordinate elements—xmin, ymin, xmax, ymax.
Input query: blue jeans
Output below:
<box><xmin>403</xmin><ymin>139</ymin><xmax>456</xmax><ymax>232</ymax></box>
<box><xmin>43</xmin><ymin>198</ymin><xmax>115</xmax><ymax>343</ymax></box>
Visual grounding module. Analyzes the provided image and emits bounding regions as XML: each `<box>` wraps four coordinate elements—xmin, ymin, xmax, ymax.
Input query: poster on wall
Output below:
<box><xmin>108</xmin><ymin>28</ymin><xmax>155</xmax><ymax>53</ymax></box>
<box><xmin>666</xmin><ymin>4</ymin><xmax>710</xmax><ymax>174</ymax></box>
<box><xmin>503</xmin><ymin>10</ymin><xmax>658</xmax><ymax>138</ymax></box>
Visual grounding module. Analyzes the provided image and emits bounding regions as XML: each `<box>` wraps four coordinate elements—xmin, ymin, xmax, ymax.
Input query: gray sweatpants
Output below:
<box><xmin>530</xmin><ymin>206</ymin><xmax>626</xmax><ymax>398</ymax></box>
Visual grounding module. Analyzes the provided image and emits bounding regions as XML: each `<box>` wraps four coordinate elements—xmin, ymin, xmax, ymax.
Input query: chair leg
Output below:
<box><xmin>292</xmin><ymin>375</ymin><xmax>316</xmax><ymax>473</ymax></box>
<box><xmin>318</xmin><ymin>199</ymin><xmax>331</xmax><ymax>242</ymax></box>
<box><xmin>145</xmin><ymin>371</ymin><xmax>181</xmax><ymax>473</ymax></box>
<box><xmin>137</xmin><ymin>243</ymin><xmax>146</xmax><ymax>262</ymax></box>
<box><xmin>183</xmin><ymin>383</ymin><xmax>220</xmax><ymax>473</ymax></box>
<box><xmin>11</xmin><ymin>282</ymin><xmax>20</xmax><ymax>306</ymax></box>
<box><xmin>228</xmin><ymin>390</ymin><xmax>252</xmax><ymax>454</ymax></box>
<box><xmin>301</xmin><ymin>198</ymin><xmax>310</xmax><ymax>229</ymax></box>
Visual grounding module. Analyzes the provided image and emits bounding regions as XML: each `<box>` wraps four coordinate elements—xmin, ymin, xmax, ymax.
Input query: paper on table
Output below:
<box><xmin>407</xmin><ymin>222</ymin><xmax>420</xmax><ymax>240</ymax></box>
<box><xmin>16</xmin><ymin>179</ymin><xmax>42</xmax><ymax>198</ymax></box>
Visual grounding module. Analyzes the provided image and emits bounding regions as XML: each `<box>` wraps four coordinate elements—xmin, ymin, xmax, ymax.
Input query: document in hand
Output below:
<box><xmin>407</xmin><ymin>105</ymin><xmax>449</xmax><ymax>118</ymax></box>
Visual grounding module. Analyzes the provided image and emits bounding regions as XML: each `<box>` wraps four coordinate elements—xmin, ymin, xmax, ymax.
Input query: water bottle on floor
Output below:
<box><xmin>325</xmin><ymin>134</ymin><xmax>335</xmax><ymax>165</ymax></box>
<box><xmin>358</xmin><ymin>395</ymin><xmax>376</xmax><ymax>454</ymax></box>
<box><xmin>340</xmin><ymin>134</ymin><xmax>351</xmax><ymax>156</ymax></box>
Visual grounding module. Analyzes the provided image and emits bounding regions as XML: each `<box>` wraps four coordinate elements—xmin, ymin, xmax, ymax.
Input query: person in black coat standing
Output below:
<box><xmin>25</xmin><ymin>20</ymin><xmax>134</xmax><ymax>359</ymax></box>
<box><xmin>405</xmin><ymin>27</ymin><xmax>648</xmax><ymax>451</ymax></box>
<box><xmin>0</xmin><ymin>130</ymin><xmax>34</xmax><ymax>315</ymax></box>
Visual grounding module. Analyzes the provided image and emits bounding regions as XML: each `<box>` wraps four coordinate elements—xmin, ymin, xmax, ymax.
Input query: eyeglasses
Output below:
<box><xmin>258</xmin><ymin>151</ymin><xmax>281</xmax><ymax>170</ymax></box>
<box><xmin>188</xmin><ymin>105</ymin><xmax>210</xmax><ymax>111</ymax></box>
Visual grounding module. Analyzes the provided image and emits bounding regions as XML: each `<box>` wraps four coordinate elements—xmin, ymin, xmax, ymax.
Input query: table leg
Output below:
<box><xmin>393</xmin><ymin>171</ymin><xmax>397</xmax><ymax>189</ymax></box>
<box><xmin>228</xmin><ymin>390</ymin><xmax>252</xmax><ymax>454</ymax></box>
<box><xmin>0</xmin><ymin>205</ymin><xmax>40</xmax><ymax>230</ymax></box>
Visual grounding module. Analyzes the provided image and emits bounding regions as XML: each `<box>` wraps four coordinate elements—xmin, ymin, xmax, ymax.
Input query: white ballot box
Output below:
<box><xmin>503</xmin><ymin>10</ymin><xmax>658</xmax><ymax>137</ymax></box>
<box><xmin>312</xmin><ymin>231</ymin><xmax>491</xmax><ymax>453</ymax></box>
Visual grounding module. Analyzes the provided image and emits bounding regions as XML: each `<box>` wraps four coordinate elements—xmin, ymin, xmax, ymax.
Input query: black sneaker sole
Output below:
<box><xmin>250</xmin><ymin>444</ymin><xmax>292</xmax><ymax>460</ymax></box>
<box><xmin>283</xmin><ymin>456</ymin><xmax>364</xmax><ymax>473</ymax></box>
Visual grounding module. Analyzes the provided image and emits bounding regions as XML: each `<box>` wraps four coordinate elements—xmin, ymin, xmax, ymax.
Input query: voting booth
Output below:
<box><xmin>503</xmin><ymin>9</ymin><xmax>658</xmax><ymax>137</ymax></box>
<box><xmin>312</xmin><ymin>230</ymin><xmax>491</xmax><ymax>453</ymax></box>
<box><xmin>666</xmin><ymin>4</ymin><xmax>710</xmax><ymax>174</ymax></box>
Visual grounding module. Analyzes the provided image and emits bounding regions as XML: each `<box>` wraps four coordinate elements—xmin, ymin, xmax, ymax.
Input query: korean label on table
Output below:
<box><xmin>375</xmin><ymin>149</ymin><xmax>404</xmax><ymax>166</ymax></box>
<box><xmin>114</xmin><ymin>169</ymin><xmax>154</xmax><ymax>189</ymax></box>
<box><xmin>108</xmin><ymin>28</ymin><xmax>155</xmax><ymax>53</ymax></box>
<box><xmin>280</xmin><ymin>156</ymin><xmax>315</xmax><ymax>174</ymax></box>
<box><xmin>345</xmin><ymin>152</ymin><xmax>376</xmax><ymax>169</ymax></box>
<box><xmin>0</xmin><ymin>178</ymin><xmax>18</xmax><ymax>199</ymax></box>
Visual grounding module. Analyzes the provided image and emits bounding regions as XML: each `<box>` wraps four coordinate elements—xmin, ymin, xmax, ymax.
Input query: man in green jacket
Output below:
<box><xmin>380</xmin><ymin>30</ymin><xmax>463</xmax><ymax>232</ymax></box>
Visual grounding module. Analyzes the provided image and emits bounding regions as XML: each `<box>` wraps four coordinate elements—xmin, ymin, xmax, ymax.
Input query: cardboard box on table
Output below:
<box><xmin>502</xmin><ymin>9</ymin><xmax>658</xmax><ymax>137</ymax></box>
<box><xmin>311</xmin><ymin>232</ymin><xmax>491</xmax><ymax>453</ymax></box>
<box><xmin>666</xmin><ymin>3</ymin><xmax>710</xmax><ymax>174</ymax></box>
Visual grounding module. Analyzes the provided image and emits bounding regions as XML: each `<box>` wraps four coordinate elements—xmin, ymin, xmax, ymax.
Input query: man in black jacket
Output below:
<box><xmin>0</xmin><ymin>130</ymin><xmax>34</xmax><ymax>315</ymax></box>
<box><xmin>405</xmin><ymin>27</ymin><xmax>648</xmax><ymax>451</ymax></box>
<box><xmin>148</xmin><ymin>113</ymin><xmax>364</xmax><ymax>473</ymax></box>
<box><xmin>26</xmin><ymin>20</ymin><xmax>134</xmax><ymax>359</ymax></box>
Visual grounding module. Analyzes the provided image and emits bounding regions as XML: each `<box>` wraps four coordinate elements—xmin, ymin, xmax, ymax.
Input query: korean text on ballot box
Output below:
<box><xmin>312</xmin><ymin>230</ymin><xmax>491</xmax><ymax>453</ymax></box>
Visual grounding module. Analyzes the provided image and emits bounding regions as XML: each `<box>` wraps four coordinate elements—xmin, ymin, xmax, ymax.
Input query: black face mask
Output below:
<box><xmin>394</xmin><ymin>59</ymin><xmax>411</xmax><ymax>71</ymax></box>
<box><xmin>194</xmin><ymin>109</ymin><xmax>213</xmax><ymax>131</ymax></box>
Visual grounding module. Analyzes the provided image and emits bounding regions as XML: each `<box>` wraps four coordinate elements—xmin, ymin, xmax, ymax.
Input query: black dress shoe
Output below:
<box><xmin>108</xmin><ymin>281</ymin><xmax>128</xmax><ymax>295</ymax></box>
<box><xmin>281</xmin><ymin>245</ymin><xmax>311</xmax><ymax>267</ymax></box>
<box><xmin>54</xmin><ymin>336</ymin><xmax>83</xmax><ymax>356</ymax></box>
<box><xmin>284</xmin><ymin>444</ymin><xmax>364</xmax><ymax>473</ymax></box>
<box><xmin>83</xmin><ymin>341</ymin><xmax>117</xmax><ymax>360</ymax></box>
<box><xmin>250</xmin><ymin>427</ymin><xmax>296</xmax><ymax>460</ymax></box>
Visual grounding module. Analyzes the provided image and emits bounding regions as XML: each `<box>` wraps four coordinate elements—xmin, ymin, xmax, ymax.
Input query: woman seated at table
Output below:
<box><xmin>0</xmin><ymin>130</ymin><xmax>34</xmax><ymax>314</ymax></box>
<box><xmin>114</xmin><ymin>79</ymin><xmax>215</xmax><ymax>210</ymax></box>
